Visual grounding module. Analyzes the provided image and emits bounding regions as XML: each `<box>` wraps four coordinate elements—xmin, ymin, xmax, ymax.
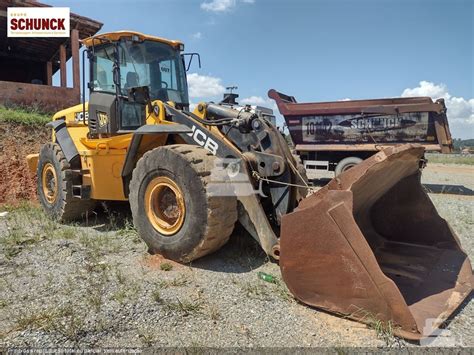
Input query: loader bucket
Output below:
<box><xmin>280</xmin><ymin>144</ymin><xmax>473</xmax><ymax>340</ymax></box>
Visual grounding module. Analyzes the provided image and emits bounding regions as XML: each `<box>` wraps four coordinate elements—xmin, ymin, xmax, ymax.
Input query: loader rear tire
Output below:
<box><xmin>37</xmin><ymin>143</ymin><xmax>96</xmax><ymax>222</ymax></box>
<box><xmin>129</xmin><ymin>144</ymin><xmax>238</xmax><ymax>263</ymax></box>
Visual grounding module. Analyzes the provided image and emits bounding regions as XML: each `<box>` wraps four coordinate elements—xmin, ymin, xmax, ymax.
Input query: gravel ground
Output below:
<box><xmin>0</xmin><ymin>163</ymin><xmax>472</xmax><ymax>350</ymax></box>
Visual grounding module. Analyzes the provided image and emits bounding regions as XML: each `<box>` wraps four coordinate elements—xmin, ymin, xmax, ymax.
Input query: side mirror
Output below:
<box><xmin>181</xmin><ymin>52</ymin><xmax>201</xmax><ymax>71</ymax></box>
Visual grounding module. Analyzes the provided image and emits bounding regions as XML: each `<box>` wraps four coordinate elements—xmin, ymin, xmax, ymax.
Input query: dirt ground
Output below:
<box><xmin>0</xmin><ymin>123</ymin><xmax>49</xmax><ymax>204</ymax></box>
<box><xmin>0</xmin><ymin>126</ymin><xmax>472</xmax><ymax>349</ymax></box>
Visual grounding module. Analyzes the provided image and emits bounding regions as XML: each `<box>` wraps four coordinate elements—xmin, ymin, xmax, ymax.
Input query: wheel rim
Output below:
<box><xmin>145</xmin><ymin>176</ymin><xmax>186</xmax><ymax>236</ymax></box>
<box><xmin>42</xmin><ymin>163</ymin><xmax>58</xmax><ymax>204</ymax></box>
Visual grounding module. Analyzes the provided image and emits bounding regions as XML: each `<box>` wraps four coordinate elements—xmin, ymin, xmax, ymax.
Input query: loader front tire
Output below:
<box><xmin>129</xmin><ymin>144</ymin><xmax>238</xmax><ymax>263</ymax></box>
<box><xmin>37</xmin><ymin>143</ymin><xmax>95</xmax><ymax>222</ymax></box>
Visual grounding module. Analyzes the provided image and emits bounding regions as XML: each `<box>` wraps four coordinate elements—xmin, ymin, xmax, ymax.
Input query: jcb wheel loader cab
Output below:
<box><xmin>85</xmin><ymin>32</ymin><xmax>189</xmax><ymax>136</ymax></box>
<box><xmin>129</xmin><ymin>145</ymin><xmax>237</xmax><ymax>262</ymax></box>
<box><xmin>37</xmin><ymin>143</ymin><xmax>96</xmax><ymax>221</ymax></box>
<box><xmin>280</xmin><ymin>144</ymin><xmax>473</xmax><ymax>340</ymax></box>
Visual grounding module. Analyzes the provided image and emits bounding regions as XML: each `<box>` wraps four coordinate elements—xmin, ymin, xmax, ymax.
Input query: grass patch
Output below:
<box><xmin>208</xmin><ymin>304</ymin><xmax>221</xmax><ymax>321</ymax></box>
<box><xmin>240</xmin><ymin>281</ymin><xmax>271</xmax><ymax>300</ymax></box>
<box><xmin>112</xmin><ymin>282</ymin><xmax>141</xmax><ymax>305</ymax></box>
<box><xmin>349</xmin><ymin>308</ymin><xmax>400</xmax><ymax>347</ymax></box>
<box><xmin>426</xmin><ymin>153</ymin><xmax>474</xmax><ymax>165</ymax></box>
<box><xmin>12</xmin><ymin>305</ymin><xmax>86</xmax><ymax>341</ymax></box>
<box><xmin>0</xmin><ymin>105</ymin><xmax>51</xmax><ymax>126</ymax></box>
<box><xmin>165</xmin><ymin>298</ymin><xmax>202</xmax><ymax>316</ymax></box>
<box><xmin>151</xmin><ymin>288</ymin><xmax>163</xmax><ymax>304</ymax></box>
<box><xmin>0</xmin><ymin>215</ymin><xmax>45</xmax><ymax>259</ymax></box>
<box><xmin>160</xmin><ymin>262</ymin><xmax>173</xmax><ymax>271</ymax></box>
<box><xmin>157</xmin><ymin>275</ymin><xmax>189</xmax><ymax>289</ymax></box>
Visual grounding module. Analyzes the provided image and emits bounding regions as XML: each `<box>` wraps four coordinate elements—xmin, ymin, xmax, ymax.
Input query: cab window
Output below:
<box><xmin>91</xmin><ymin>45</ymin><xmax>115</xmax><ymax>94</ymax></box>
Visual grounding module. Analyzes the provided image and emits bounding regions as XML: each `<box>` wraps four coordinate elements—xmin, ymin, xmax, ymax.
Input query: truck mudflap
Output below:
<box><xmin>279</xmin><ymin>144</ymin><xmax>472</xmax><ymax>340</ymax></box>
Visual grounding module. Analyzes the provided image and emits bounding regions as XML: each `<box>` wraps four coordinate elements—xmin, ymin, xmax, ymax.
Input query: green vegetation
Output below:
<box><xmin>453</xmin><ymin>138</ymin><xmax>474</xmax><ymax>151</ymax></box>
<box><xmin>0</xmin><ymin>105</ymin><xmax>51</xmax><ymax>126</ymax></box>
<box><xmin>157</xmin><ymin>275</ymin><xmax>189</xmax><ymax>289</ymax></box>
<box><xmin>165</xmin><ymin>298</ymin><xmax>202</xmax><ymax>316</ymax></box>
<box><xmin>160</xmin><ymin>262</ymin><xmax>173</xmax><ymax>271</ymax></box>
<box><xmin>426</xmin><ymin>153</ymin><xmax>474</xmax><ymax>165</ymax></box>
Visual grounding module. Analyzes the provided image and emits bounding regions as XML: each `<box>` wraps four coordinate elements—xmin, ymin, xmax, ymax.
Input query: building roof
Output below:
<box><xmin>0</xmin><ymin>0</ymin><xmax>103</xmax><ymax>73</ymax></box>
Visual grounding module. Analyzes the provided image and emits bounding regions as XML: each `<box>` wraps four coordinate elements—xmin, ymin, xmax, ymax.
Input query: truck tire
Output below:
<box><xmin>335</xmin><ymin>156</ymin><xmax>363</xmax><ymax>176</ymax></box>
<box><xmin>292</xmin><ymin>154</ymin><xmax>309</xmax><ymax>200</ymax></box>
<box><xmin>37</xmin><ymin>143</ymin><xmax>96</xmax><ymax>221</ymax></box>
<box><xmin>129</xmin><ymin>144</ymin><xmax>238</xmax><ymax>263</ymax></box>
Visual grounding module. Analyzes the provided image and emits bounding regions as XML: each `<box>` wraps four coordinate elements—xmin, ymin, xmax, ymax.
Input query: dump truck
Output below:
<box><xmin>26</xmin><ymin>31</ymin><xmax>472</xmax><ymax>340</ymax></box>
<box><xmin>269</xmin><ymin>89</ymin><xmax>454</xmax><ymax>176</ymax></box>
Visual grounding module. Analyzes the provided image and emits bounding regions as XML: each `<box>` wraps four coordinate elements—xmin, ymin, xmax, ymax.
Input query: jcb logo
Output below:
<box><xmin>97</xmin><ymin>111</ymin><xmax>108</xmax><ymax>128</ymax></box>
<box><xmin>187</xmin><ymin>125</ymin><xmax>219</xmax><ymax>155</ymax></box>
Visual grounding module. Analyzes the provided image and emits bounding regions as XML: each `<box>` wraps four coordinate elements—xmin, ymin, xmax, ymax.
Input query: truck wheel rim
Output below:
<box><xmin>145</xmin><ymin>176</ymin><xmax>185</xmax><ymax>236</ymax></box>
<box><xmin>42</xmin><ymin>163</ymin><xmax>58</xmax><ymax>204</ymax></box>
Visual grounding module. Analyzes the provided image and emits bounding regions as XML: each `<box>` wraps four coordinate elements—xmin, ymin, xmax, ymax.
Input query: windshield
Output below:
<box><xmin>91</xmin><ymin>39</ymin><xmax>189</xmax><ymax>105</ymax></box>
<box><xmin>118</xmin><ymin>39</ymin><xmax>189</xmax><ymax>105</ymax></box>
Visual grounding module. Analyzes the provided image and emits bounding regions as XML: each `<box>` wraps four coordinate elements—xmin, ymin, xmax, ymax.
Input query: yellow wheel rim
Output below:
<box><xmin>145</xmin><ymin>176</ymin><xmax>186</xmax><ymax>236</ymax></box>
<box><xmin>42</xmin><ymin>163</ymin><xmax>58</xmax><ymax>204</ymax></box>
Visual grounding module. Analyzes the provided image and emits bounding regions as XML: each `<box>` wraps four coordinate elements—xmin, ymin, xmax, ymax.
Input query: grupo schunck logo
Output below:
<box><xmin>7</xmin><ymin>7</ymin><xmax>70</xmax><ymax>37</ymax></box>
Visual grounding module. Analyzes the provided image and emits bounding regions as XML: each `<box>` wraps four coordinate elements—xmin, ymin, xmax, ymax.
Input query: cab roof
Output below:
<box><xmin>81</xmin><ymin>31</ymin><xmax>183</xmax><ymax>49</ymax></box>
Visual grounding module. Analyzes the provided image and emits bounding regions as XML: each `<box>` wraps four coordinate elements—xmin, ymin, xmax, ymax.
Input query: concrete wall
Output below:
<box><xmin>0</xmin><ymin>80</ymin><xmax>80</xmax><ymax>113</ymax></box>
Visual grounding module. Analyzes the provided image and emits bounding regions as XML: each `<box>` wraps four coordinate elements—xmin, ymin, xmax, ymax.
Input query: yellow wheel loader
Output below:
<box><xmin>26</xmin><ymin>31</ymin><xmax>472</xmax><ymax>340</ymax></box>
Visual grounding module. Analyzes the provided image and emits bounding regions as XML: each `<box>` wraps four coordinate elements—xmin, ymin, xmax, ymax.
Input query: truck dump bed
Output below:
<box><xmin>268</xmin><ymin>89</ymin><xmax>453</xmax><ymax>153</ymax></box>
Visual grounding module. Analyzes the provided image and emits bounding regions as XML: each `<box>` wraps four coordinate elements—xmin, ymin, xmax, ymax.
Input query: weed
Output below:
<box><xmin>157</xmin><ymin>275</ymin><xmax>189</xmax><ymax>289</ymax></box>
<box><xmin>117</xmin><ymin>219</ymin><xmax>141</xmax><ymax>243</ymax></box>
<box><xmin>368</xmin><ymin>317</ymin><xmax>399</xmax><ymax>347</ymax></box>
<box><xmin>112</xmin><ymin>288</ymin><xmax>129</xmax><ymax>305</ymax></box>
<box><xmin>13</xmin><ymin>304</ymin><xmax>86</xmax><ymax>341</ymax></box>
<box><xmin>1</xmin><ymin>228</ymin><xmax>42</xmax><ymax>259</ymax></box>
<box><xmin>115</xmin><ymin>269</ymin><xmax>127</xmax><ymax>285</ymax></box>
<box><xmin>273</xmin><ymin>281</ymin><xmax>294</xmax><ymax>303</ymax></box>
<box><xmin>87</xmin><ymin>291</ymin><xmax>104</xmax><ymax>312</ymax></box>
<box><xmin>240</xmin><ymin>281</ymin><xmax>270</xmax><ymax>300</ymax></box>
<box><xmin>208</xmin><ymin>304</ymin><xmax>221</xmax><ymax>321</ymax></box>
<box><xmin>350</xmin><ymin>308</ymin><xmax>400</xmax><ymax>347</ymax></box>
<box><xmin>138</xmin><ymin>328</ymin><xmax>156</xmax><ymax>347</ymax></box>
<box><xmin>166</xmin><ymin>298</ymin><xmax>202</xmax><ymax>316</ymax></box>
<box><xmin>151</xmin><ymin>289</ymin><xmax>163</xmax><ymax>304</ymax></box>
<box><xmin>0</xmin><ymin>299</ymin><xmax>9</xmax><ymax>309</ymax></box>
<box><xmin>160</xmin><ymin>262</ymin><xmax>173</xmax><ymax>271</ymax></box>
<box><xmin>112</xmin><ymin>282</ymin><xmax>141</xmax><ymax>305</ymax></box>
<box><xmin>58</xmin><ymin>227</ymin><xmax>77</xmax><ymax>240</ymax></box>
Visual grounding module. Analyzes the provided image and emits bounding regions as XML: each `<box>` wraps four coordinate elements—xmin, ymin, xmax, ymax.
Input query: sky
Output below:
<box><xmin>46</xmin><ymin>0</ymin><xmax>473</xmax><ymax>138</ymax></box>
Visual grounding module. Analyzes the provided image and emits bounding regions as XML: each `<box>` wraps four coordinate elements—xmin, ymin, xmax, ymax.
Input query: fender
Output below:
<box><xmin>46</xmin><ymin>119</ymin><xmax>79</xmax><ymax>165</ymax></box>
<box><xmin>121</xmin><ymin>124</ymin><xmax>192</xmax><ymax>196</ymax></box>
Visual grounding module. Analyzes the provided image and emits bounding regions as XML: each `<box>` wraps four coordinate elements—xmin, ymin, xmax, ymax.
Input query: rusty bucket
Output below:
<box><xmin>280</xmin><ymin>144</ymin><xmax>473</xmax><ymax>340</ymax></box>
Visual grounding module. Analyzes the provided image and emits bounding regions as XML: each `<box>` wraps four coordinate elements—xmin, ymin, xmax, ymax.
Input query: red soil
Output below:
<box><xmin>0</xmin><ymin>123</ymin><xmax>49</xmax><ymax>204</ymax></box>
<box><xmin>140</xmin><ymin>254</ymin><xmax>183</xmax><ymax>270</ymax></box>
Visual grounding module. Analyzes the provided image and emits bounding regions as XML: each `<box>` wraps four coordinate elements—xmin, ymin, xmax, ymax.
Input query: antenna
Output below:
<box><xmin>226</xmin><ymin>86</ymin><xmax>238</xmax><ymax>94</ymax></box>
